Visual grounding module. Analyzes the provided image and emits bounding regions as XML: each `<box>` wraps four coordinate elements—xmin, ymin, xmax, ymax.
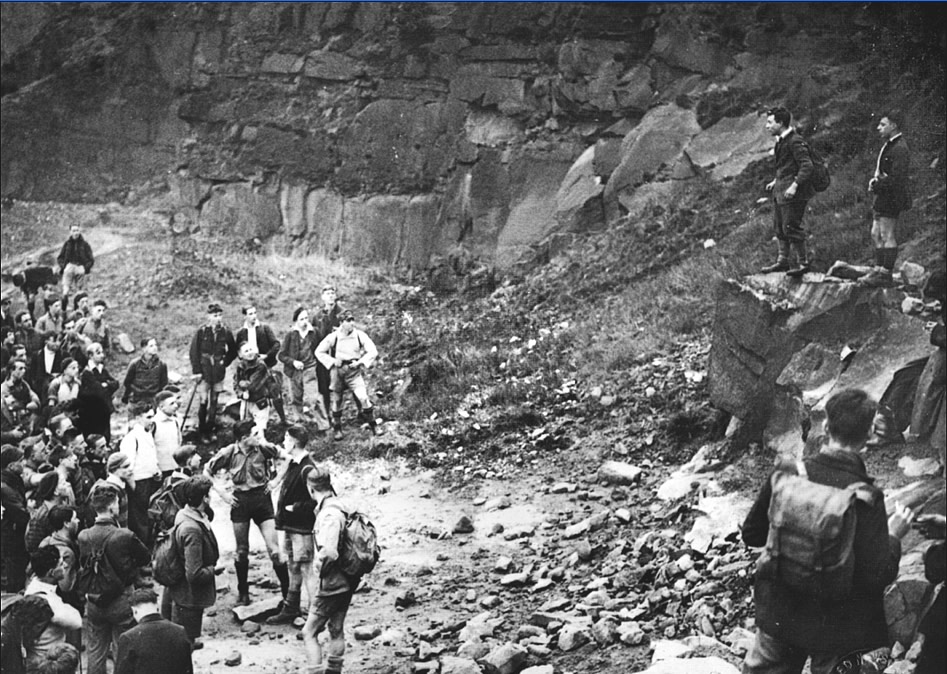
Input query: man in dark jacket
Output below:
<box><xmin>867</xmin><ymin>111</ymin><xmax>912</xmax><ymax>280</ymax></box>
<box><xmin>114</xmin><ymin>588</ymin><xmax>193</xmax><ymax>674</ymax></box>
<box><xmin>77</xmin><ymin>486</ymin><xmax>151</xmax><ymax>674</ymax></box>
<box><xmin>761</xmin><ymin>106</ymin><xmax>817</xmax><ymax>278</ymax></box>
<box><xmin>267</xmin><ymin>425</ymin><xmax>316</xmax><ymax>625</ymax></box>
<box><xmin>121</xmin><ymin>337</ymin><xmax>169</xmax><ymax>406</ymax></box>
<box><xmin>741</xmin><ymin>388</ymin><xmax>914</xmax><ymax>674</ymax></box>
<box><xmin>188</xmin><ymin>303</ymin><xmax>236</xmax><ymax>438</ymax></box>
<box><xmin>57</xmin><ymin>224</ymin><xmax>95</xmax><ymax>297</ymax></box>
<box><xmin>235</xmin><ymin>305</ymin><xmax>280</xmax><ymax>368</ymax></box>
<box><xmin>76</xmin><ymin>342</ymin><xmax>119</xmax><ymax>443</ymax></box>
<box><xmin>1</xmin><ymin>445</ymin><xmax>30</xmax><ymax>592</ymax></box>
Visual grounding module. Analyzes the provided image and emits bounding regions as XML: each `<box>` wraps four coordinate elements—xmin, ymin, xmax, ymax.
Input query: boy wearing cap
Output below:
<box><xmin>188</xmin><ymin>303</ymin><xmax>236</xmax><ymax>439</ymax></box>
<box><xmin>315</xmin><ymin>310</ymin><xmax>383</xmax><ymax>440</ymax></box>
<box><xmin>302</xmin><ymin>466</ymin><xmax>360</xmax><ymax>674</ymax></box>
<box><xmin>204</xmin><ymin>418</ymin><xmax>289</xmax><ymax>606</ymax></box>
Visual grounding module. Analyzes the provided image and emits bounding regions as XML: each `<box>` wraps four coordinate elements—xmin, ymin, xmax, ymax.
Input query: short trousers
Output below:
<box><xmin>307</xmin><ymin>590</ymin><xmax>355</xmax><ymax>637</ymax></box>
<box><xmin>230</xmin><ymin>487</ymin><xmax>275</xmax><ymax>524</ymax></box>
<box><xmin>282</xmin><ymin>531</ymin><xmax>314</xmax><ymax>563</ymax></box>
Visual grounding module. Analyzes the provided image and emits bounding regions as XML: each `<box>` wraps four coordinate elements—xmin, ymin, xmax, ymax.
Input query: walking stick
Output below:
<box><xmin>182</xmin><ymin>376</ymin><xmax>199</xmax><ymax>424</ymax></box>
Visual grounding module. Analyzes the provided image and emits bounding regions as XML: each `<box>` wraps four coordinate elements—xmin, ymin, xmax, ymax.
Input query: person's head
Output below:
<box><xmin>238</xmin><ymin>341</ymin><xmax>258</xmax><ymax>362</ymax></box>
<box><xmin>321</xmin><ymin>284</ymin><xmax>337</xmax><ymax>307</ymax></box>
<box><xmin>339</xmin><ymin>309</ymin><xmax>355</xmax><ymax>335</ymax></box>
<box><xmin>284</xmin><ymin>424</ymin><xmax>309</xmax><ymax>453</ymax></box>
<box><xmin>48</xmin><ymin>505</ymin><xmax>78</xmax><ymax>536</ymax></box>
<box><xmin>242</xmin><ymin>305</ymin><xmax>258</xmax><ymax>325</ymax></box>
<box><xmin>62</xmin><ymin>314</ymin><xmax>78</xmax><ymax>336</ymax></box>
<box><xmin>61</xmin><ymin>427</ymin><xmax>85</xmax><ymax>458</ymax></box>
<box><xmin>49</xmin><ymin>444</ymin><xmax>78</xmax><ymax>473</ymax></box>
<box><xmin>207</xmin><ymin>303</ymin><xmax>223</xmax><ymax>327</ymax></box>
<box><xmin>69</xmin><ymin>224</ymin><xmax>81</xmax><ymax>240</ymax></box>
<box><xmin>154</xmin><ymin>390</ymin><xmax>179</xmax><ymax>416</ymax></box>
<box><xmin>106</xmin><ymin>451</ymin><xmax>132</xmax><ymax>482</ymax></box>
<box><xmin>305</xmin><ymin>464</ymin><xmax>336</xmax><ymax>499</ymax></box>
<box><xmin>61</xmin><ymin>358</ymin><xmax>79</xmax><ymax>380</ymax></box>
<box><xmin>876</xmin><ymin>111</ymin><xmax>902</xmax><ymax>140</ymax></box>
<box><xmin>173</xmin><ymin>443</ymin><xmax>196</xmax><ymax>469</ymax></box>
<box><xmin>824</xmin><ymin>388</ymin><xmax>876</xmax><ymax>449</ymax></box>
<box><xmin>292</xmin><ymin>306</ymin><xmax>309</xmax><ymax>328</ymax></box>
<box><xmin>86</xmin><ymin>342</ymin><xmax>105</xmax><ymax>364</ymax></box>
<box><xmin>43</xmin><ymin>331</ymin><xmax>59</xmax><ymax>351</ymax></box>
<box><xmin>233</xmin><ymin>418</ymin><xmax>256</xmax><ymax>442</ymax></box>
<box><xmin>90</xmin><ymin>484</ymin><xmax>120</xmax><ymax>516</ymax></box>
<box><xmin>1</xmin><ymin>445</ymin><xmax>24</xmax><ymax>474</ymax></box>
<box><xmin>15</xmin><ymin>310</ymin><xmax>33</xmax><ymax>328</ymax></box>
<box><xmin>128</xmin><ymin>588</ymin><xmax>159</xmax><ymax>623</ymax></box>
<box><xmin>48</xmin><ymin>301</ymin><xmax>62</xmax><ymax>318</ymax></box>
<box><xmin>90</xmin><ymin>300</ymin><xmax>106</xmax><ymax>321</ymax></box>
<box><xmin>11</xmin><ymin>343</ymin><xmax>27</xmax><ymax>361</ymax></box>
<box><xmin>73</xmin><ymin>293</ymin><xmax>89</xmax><ymax>312</ymax></box>
<box><xmin>30</xmin><ymin>546</ymin><xmax>63</xmax><ymax>582</ymax></box>
<box><xmin>7</xmin><ymin>357</ymin><xmax>28</xmax><ymax>382</ymax></box>
<box><xmin>181</xmin><ymin>475</ymin><xmax>213</xmax><ymax>508</ymax></box>
<box><xmin>140</xmin><ymin>337</ymin><xmax>159</xmax><ymax>356</ymax></box>
<box><xmin>765</xmin><ymin>106</ymin><xmax>792</xmax><ymax>136</ymax></box>
<box><xmin>87</xmin><ymin>434</ymin><xmax>108</xmax><ymax>460</ymax></box>
<box><xmin>35</xmin><ymin>471</ymin><xmax>60</xmax><ymax>503</ymax></box>
<box><xmin>128</xmin><ymin>402</ymin><xmax>155</xmax><ymax>432</ymax></box>
<box><xmin>34</xmin><ymin>641</ymin><xmax>79</xmax><ymax>674</ymax></box>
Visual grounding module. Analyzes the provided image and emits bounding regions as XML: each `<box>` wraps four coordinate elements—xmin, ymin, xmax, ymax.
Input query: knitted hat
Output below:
<box><xmin>107</xmin><ymin>452</ymin><xmax>131</xmax><ymax>472</ymax></box>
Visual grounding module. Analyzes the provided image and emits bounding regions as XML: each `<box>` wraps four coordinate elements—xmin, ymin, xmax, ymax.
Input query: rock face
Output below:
<box><xmin>709</xmin><ymin>274</ymin><xmax>932</xmax><ymax>451</ymax></box>
<box><xmin>1</xmin><ymin>3</ymin><xmax>932</xmax><ymax>270</ymax></box>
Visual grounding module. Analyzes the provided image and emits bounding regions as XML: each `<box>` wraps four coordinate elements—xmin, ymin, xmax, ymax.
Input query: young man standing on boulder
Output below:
<box><xmin>740</xmin><ymin>388</ymin><xmax>914</xmax><ymax>674</ymax></box>
<box><xmin>762</xmin><ymin>106</ymin><xmax>816</xmax><ymax>278</ymax></box>
<box><xmin>866</xmin><ymin>111</ymin><xmax>912</xmax><ymax>283</ymax></box>
<box><xmin>57</xmin><ymin>224</ymin><xmax>95</xmax><ymax>298</ymax></box>
<box><xmin>188</xmin><ymin>303</ymin><xmax>236</xmax><ymax>440</ymax></box>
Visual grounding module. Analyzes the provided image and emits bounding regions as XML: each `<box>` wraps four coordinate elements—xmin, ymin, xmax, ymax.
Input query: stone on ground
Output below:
<box><xmin>231</xmin><ymin>595</ymin><xmax>282</xmax><ymax>622</ymax></box>
<box><xmin>597</xmin><ymin>461</ymin><xmax>643</xmax><ymax>485</ymax></box>
<box><xmin>480</xmin><ymin>642</ymin><xmax>527</xmax><ymax>674</ymax></box>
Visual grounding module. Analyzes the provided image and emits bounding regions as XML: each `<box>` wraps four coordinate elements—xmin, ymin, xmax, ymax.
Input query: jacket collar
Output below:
<box><xmin>813</xmin><ymin>446</ymin><xmax>874</xmax><ymax>483</ymax></box>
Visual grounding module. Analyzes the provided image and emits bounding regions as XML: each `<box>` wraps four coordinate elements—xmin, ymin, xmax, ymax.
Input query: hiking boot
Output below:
<box><xmin>785</xmin><ymin>262</ymin><xmax>810</xmax><ymax>278</ymax></box>
<box><xmin>761</xmin><ymin>260</ymin><xmax>791</xmax><ymax>273</ymax></box>
<box><xmin>266</xmin><ymin>609</ymin><xmax>298</xmax><ymax>625</ymax></box>
<box><xmin>236</xmin><ymin>591</ymin><xmax>251</xmax><ymax>606</ymax></box>
<box><xmin>191</xmin><ymin>640</ymin><xmax>204</xmax><ymax>652</ymax></box>
<box><xmin>333</xmin><ymin>429</ymin><xmax>344</xmax><ymax>441</ymax></box>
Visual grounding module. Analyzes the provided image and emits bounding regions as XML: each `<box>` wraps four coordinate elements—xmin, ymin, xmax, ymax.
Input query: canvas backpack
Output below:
<box><xmin>801</xmin><ymin>139</ymin><xmax>831</xmax><ymax>192</ymax></box>
<box><xmin>152</xmin><ymin>522</ymin><xmax>185</xmax><ymax>587</ymax></box>
<box><xmin>148</xmin><ymin>474</ymin><xmax>186</xmax><ymax>539</ymax></box>
<box><xmin>75</xmin><ymin>529</ymin><xmax>126</xmax><ymax>606</ymax></box>
<box><xmin>325</xmin><ymin>502</ymin><xmax>380</xmax><ymax>577</ymax></box>
<box><xmin>756</xmin><ymin>461</ymin><xmax>871</xmax><ymax>601</ymax></box>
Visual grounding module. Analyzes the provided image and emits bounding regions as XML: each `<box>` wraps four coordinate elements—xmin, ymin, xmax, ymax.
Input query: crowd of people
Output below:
<box><xmin>1</xmin><ymin>228</ymin><xmax>380</xmax><ymax>674</ymax></box>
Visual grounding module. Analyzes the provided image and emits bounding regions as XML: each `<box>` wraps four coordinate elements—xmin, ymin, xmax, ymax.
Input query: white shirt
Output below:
<box><xmin>43</xmin><ymin>348</ymin><xmax>56</xmax><ymax>375</ymax></box>
<box><xmin>152</xmin><ymin>409</ymin><xmax>182</xmax><ymax>472</ymax></box>
<box><xmin>24</xmin><ymin>577</ymin><xmax>82</xmax><ymax>661</ymax></box>
<box><xmin>245</xmin><ymin>323</ymin><xmax>259</xmax><ymax>352</ymax></box>
<box><xmin>120</xmin><ymin>424</ymin><xmax>160</xmax><ymax>480</ymax></box>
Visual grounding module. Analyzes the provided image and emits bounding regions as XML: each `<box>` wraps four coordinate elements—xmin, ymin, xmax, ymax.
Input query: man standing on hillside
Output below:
<box><xmin>189</xmin><ymin>303</ymin><xmax>236</xmax><ymax>440</ymax></box>
<box><xmin>762</xmin><ymin>106</ymin><xmax>817</xmax><ymax>278</ymax></box>
<box><xmin>57</xmin><ymin>224</ymin><xmax>95</xmax><ymax>297</ymax></box>
<box><xmin>867</xmin><ymin>111</ymin><xmax>912</xmax><ymax>283</ymax></box>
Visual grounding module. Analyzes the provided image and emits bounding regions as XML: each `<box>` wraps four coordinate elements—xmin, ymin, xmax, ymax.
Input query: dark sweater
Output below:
<box><xmin>274</xmin><ymin>454</ymin><xmax>316</xmax><ymax>534</ymax></box>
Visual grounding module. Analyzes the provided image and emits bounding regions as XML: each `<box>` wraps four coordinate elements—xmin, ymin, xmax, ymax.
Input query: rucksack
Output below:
<box><xmin>75</xmin><ymin>529</ymin><xmax>125</xmax><ymax>607</ymax></box>
<box><xmin>801</xmin><ymin>140</ymin><xmax>831</xmax><ymax>192</ymax></box>
<box><xmin>756</xmin><ymin>461</ymin><xmax>871</xmax><ymax>601</ymax></box>
<box><xmin>148</xmin><ymin>475</ymin><xmax>185</xmax><ymax>539</ymax></box>
<box><xmin>152</xmin><ymin>523</ymin><xmax>185</xmax><ymax>587</ymax></box>
<box><xmin>325</xmin><ymin>503</ymin><xmax>380</xmax><ymax>577</ymax></box>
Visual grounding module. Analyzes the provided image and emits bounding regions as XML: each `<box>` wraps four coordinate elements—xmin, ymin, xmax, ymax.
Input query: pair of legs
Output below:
<box><xmin>303</xmin><ymin>591</ymin><xmax>355</xmax><ymax>674</ymax></box>
<box><xmin>61</xmin><ymin>263</ymin><xmax>86</xmax><ymax>296</ymax></box>
<box><xmin>742</xmin><ymin>629</ymin><xmax>841</xmax><ymax>674</ymax></box>
<box><xmin>171</xmin><ymin>603</ymin><xmax>204</xmax><ymax>646</ymax></box>
<box><xmin>288</xmin><ymin>367</ymin><xmax>330</xmax><ymax>430</ymax></box>
<box><xmin>196</xmin><ymin>379</ymin><xmax>224</xmax><ymax>435</ymax></box>
<box><xmin>231</xmin><ymin>488</ymin><xmax>287</xmax><ymax>605</ymax></box>
<box><xmin>329</xmin><ymin>369</ymin><xmax>380</xmax><ymax>438</ymax></box>
<box><xmin>268</xmin><ymin>532</ymin><xmax>315</xmax><ymax>624</ymax></box>
<box><xmin>127</xmin><ymin>475</ymin><xmax>160</xmax><ymax>550</ymax></box>
<box><xmin>85</xmin><ymin>592</ymin><xmax>135</xmax><ymax>674</ymax></box>
<box><xmin>871</xmin><ymin>214</ymin><xmax>899</xmax><ymax>272</ymax></box>
<box><xmin>764</xmin><ymin>199</ymin><xmax>809</xmax><ymax>275</ymax></box>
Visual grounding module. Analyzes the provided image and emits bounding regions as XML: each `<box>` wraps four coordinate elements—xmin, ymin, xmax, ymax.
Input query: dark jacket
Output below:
<box><xmin>168</xmin><ymin>506</ymin><xmax>218</xmax><ymax>609</ymax></box>
<box><xmin>76</xmin><ymin>517</ymin><xmax>150</xmax><ymax>603</ymax></box>
<box><xmin>278</xmin><ymin>327</ymin><xmax>319</xmax><ymax>372</ymax></box>
<box><xmin>189</xmin><ymin>325</ymin><xmax>236</xmax><ymax>384</ymax></box>
<box><xmin>77</xmin><ymin>364</ymin><xmax>119</xmax><ymax>441</ymax></box>
<box><xmin>235</xmin><ymin>358</ymin><xmax>276</xmax><ymax>405</ymax></box>
<box><xmin>28</xmin><ymin>349</ymin><xmax>63</xmax><ymax>400</ymax></box>
<box><xmin>236</xmin><ymin>324</ymin><xmax>280</xmax><ymax>368</ymax></box>
<box><xmin>57</xmin><ymin>236</ymin><xmax>94</xmax><ymax>273</ymax></box>
<box><xmin>274</xmin><ymin>454</ymin><xmax>316</xmax><ymax>534</ymax></box>
<box><xmin>872</xmin><ymin>134</ymin><xmax>912</xmax><ymax>215</ymax></box>
<box><xmin>314</xmin><ymin>303</ymin><xmax>344</xmax><ymax>344</ymax></box>
<box><xmin>1</xmin><ymin>468</ymin><xmax>30</xmax><ymax>591</ymax></box>
<box><xmin>114</xmin><ymin>613</ymin><xmax>193</xmax><ymax>674</ymax></box>
<box><xmin>773</xmin><ymin>130</ymin><xmax>816</xmax><ymax>204</ymax></box>
<box><xmin>121</xmin><ymin>355</ymin><xmax>168</xmax><ymax>404</ymax></box>
<box><xmin>742</xmin><ymin>448</ymin><xmax>901</xmax><ymax>653</ymax></box>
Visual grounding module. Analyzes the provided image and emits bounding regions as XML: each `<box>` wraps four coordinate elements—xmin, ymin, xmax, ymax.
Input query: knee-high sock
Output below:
<box><xmin>235</xmin><ymin>558</ymin><xmax>249</xmax><ymax>594</ymax></box>
<box><xmin>273</xmin><ymin>560</ymin><xmax>289</xmax><ymax>598</ymax></box>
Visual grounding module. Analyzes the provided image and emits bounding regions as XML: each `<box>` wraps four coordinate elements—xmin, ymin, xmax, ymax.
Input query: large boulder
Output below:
<box><xmin>709</xmin><ymin>275</ymin><xmax>932</xmax><ymax>451</ymax></box>
<box><xmin>199</xmin><ymin>182</ymin><xmax>281</xmax><ymax>241</ymax></box>
<box><xmin>686</xmin><ymin>111</ymin><xmax>771</xmax><ymax>180</ymax></box>
<box><xmin>555</xmin><ymin>145</ymin><xmax>605</xmax><ymax>233</ymax></box>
